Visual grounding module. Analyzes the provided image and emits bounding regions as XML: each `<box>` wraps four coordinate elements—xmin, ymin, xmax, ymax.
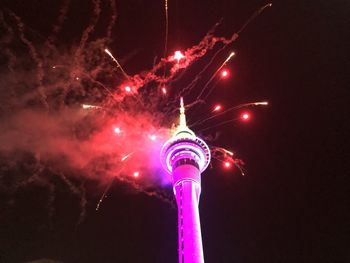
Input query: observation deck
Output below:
<box><xmin>160</xmin><ymin>98</ymin><xmax>211</xmax><ymax>181</ymax></box>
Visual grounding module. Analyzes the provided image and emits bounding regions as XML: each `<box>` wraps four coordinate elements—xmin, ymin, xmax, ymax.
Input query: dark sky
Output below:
<box><xmin>0</xmin><ymin>0</ymin><xmax>349</xmax><ymax>262</ymax></box>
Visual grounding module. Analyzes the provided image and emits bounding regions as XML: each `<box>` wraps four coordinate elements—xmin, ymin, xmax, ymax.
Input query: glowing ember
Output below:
<box><xmin>221</xmin><ymin>70</ymin><xmax>229</xmax><ymax>78</ymax></box>
<box><xmin>82</xmin><ymin>104</ymin><xmax>93</xmax><ymax>109</ymax></box>
<box><xmin>223</xmin><ymin>149</ymin><xmax>234</xmax><ymax>156</ymax></box>
<box><xmin>225</xmin><ymin>52</ymin><xmax>235</xmax><ymax>62</ymax></box>
<box><xmin>162</xmin><ymin>87</ymin><xmax>167</xmax><ymax>95</ymax></box>
<box><xmin>224</xmin><ymin>161</ymin><xmax>232</xmax><ymax>169</ymax></box>
<box><xmin>213</xmin><ymin>104</ymin><xmax>222</xmax><ymax>112</ymax></box>
<box><xmin>254</xmin><ymin>101</ymin><xmax>269</xmax><ymax>106</ymax></box>
<box><xmin>124</xmin><ymin>86</ymin><xmax>131</xmax><ymax>92</ymax></box>
<box><xmin>173</xmin><ymin>50</ymin><xmax>184</xmax><ymax>62</ymax></box>
<box><xmin>82</xmin><ymin>104</ymin><xmax>101</xmax><ymax>109</ymax></box>
<box><xmin>241</xmin><ymin>112</ymin><xmax>250</xmax><ymax>121</ymax></box>
<box><xmin>121</xmin><ymin>152</ymin><xmax>134</xmax><ymax>162</ymax></box>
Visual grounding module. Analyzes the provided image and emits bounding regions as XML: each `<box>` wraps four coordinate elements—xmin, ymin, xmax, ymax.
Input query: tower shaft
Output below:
<box><xmin>174</xmin><ymin>165</ymin><xmax>204</xmax><ymax>263</ymax></box>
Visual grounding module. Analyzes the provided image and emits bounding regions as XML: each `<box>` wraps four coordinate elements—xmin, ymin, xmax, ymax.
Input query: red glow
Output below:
<box><xmin>241</xmin><ymin>112</ymin><xmax>250</xmax><ymax>121</ymax></box>
<box><xmin>224</xmin><ymin>161</ymin><xmax>232</xmax><ymax>169</ymax></box>
<box><xmin>133</xmin><ymin>171</ymin><xmax>139</xmax><ymax>177</ymax></box>
<box><xmin>162</xmin><ymin>87</ymin><xmax>167</xmax><ymax>95</ymax></box>
<box><xmin>173</xmin><ymin>50</ymin><xmax>184</xmax><ymax>62</ymax></box>
<box><xmin>213</xmin><ymin>104</ymin><xmax>222</xmax><ymax>112</ymax></box>
<box><xmin>221</xmin><ymin>69</ymin><xmax>229</xmax><ymax>78</ymax></box>
<box><xmin>114</xmin><ymin>127</ymin><xmax>121</xmax><ymax>134</ymax></box>
<box><xmin>124</xmin><ymin>86</ymin><xmax>131</xmax><ymax>92</ymax></box>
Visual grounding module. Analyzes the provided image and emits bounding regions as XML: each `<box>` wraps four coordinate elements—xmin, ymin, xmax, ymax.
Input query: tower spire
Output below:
<box><xmin>174</xmin><ymin>97</ymin><xmax>195</xmax><ymax>138</ymax></box>
<box><xmin>179</xmin><ymin>97</ymin><xmax>187</xmax><ymax>129</ymax></box>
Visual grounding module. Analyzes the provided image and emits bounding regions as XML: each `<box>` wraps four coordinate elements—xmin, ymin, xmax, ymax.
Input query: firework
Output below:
<box><xmin>105</xmin><ymin>48</ymin><xmax>129</xmax><ymax>79</ymax></box>
<box><xmin>82</xmin><ymin>104</ymin><xmax>101</xmax><ymax>109</ymax></box>
<box><xmin>0</xmin><ymin>1</ymin><xmax>271</xmax><ymax>221</ymax></box>
<box><xmin>221</xmin><ymin>69</ymin><xmax>229</xmax><ymax>78</ymax></box>
<box><xmin>213</xmin><ymin>104</ymin><xmax>222</xmax><ymax>112</ymax></box>
<box><xmin>241</xmin><ymin>112</ymin><xmax>251</xmax><ymax>121</ymax></box>
<box><xmin>173</xmin><ymin>50</ymin><xmax>185</xmax><ymax>63</ymax></box>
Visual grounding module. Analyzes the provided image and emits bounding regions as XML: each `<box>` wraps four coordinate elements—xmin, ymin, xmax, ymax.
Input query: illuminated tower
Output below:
<box><xmin>161</xmin><ymin>98</ymin><xmax>211</xmax><ymax>263</ymax></box>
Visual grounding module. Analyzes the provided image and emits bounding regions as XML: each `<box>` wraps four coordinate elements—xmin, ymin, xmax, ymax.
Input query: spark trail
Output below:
<box><xmin>200</xmin><ymin>51</ymin><xmax>235</xmax><ymax>100</ymax></box>
<box><xmin>164</xmin><ymin>0</ymin><xmax>169</xmax><ymax>59</ymax></box>
<box><xmin>190</xmin><ymin>101</ymin><xmax>269</xmax><ymax>127</ymax></box>
<box><xmin>105</xmin><ymin>48</ymin><xmax>129</xmax><ymax>79</ymax></box>
<box><xmin>167</xmin><ymin>3</ymin><xmax>272</xmax><ymax>110</ymax></box>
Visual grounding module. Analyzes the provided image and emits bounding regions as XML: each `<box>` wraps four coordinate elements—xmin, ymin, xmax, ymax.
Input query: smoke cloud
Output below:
<box><xmin>0</xmin><ymin>3</ymin><xmax>176</xmax><ymax>223</ymax></box>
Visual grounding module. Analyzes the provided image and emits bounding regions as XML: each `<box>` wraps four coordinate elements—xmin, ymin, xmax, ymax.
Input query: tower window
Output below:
<box><xmin>174</xmin><ymin>158</ymin><xmax>199</xmax><ymax>169</ymax></box>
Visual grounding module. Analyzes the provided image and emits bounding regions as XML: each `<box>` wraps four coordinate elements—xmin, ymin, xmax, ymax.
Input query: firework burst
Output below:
<box><xmin>0</xmin><ymin>1</ymin><xmax>271</xmax><ymax>221</ymax></box>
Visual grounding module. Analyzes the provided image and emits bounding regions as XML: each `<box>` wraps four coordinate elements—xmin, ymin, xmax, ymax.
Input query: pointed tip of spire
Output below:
<box><xmin>179</xmin><ymin>97</ymin><xmax>186</xmax><ymax>127</ymax></box>
<box><xmin>179</xmin><ymin>97</ymin><xmax>186</xmax><ymax>124</ymax></box>
<box><xmin>173</xmin><ymin>97</ymin><xmax>196</xmax><ymax>138</ymax></box>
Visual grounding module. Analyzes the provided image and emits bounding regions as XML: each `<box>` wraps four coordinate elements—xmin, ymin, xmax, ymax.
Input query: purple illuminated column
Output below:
<box><xmin>161</xmin><ymin>98</ymin><xmax>211</xmax><ymax>263</ymax></box>
<box><xmin>174</xmin><ymin>165</ymin><xmax>204</xmax><ymax>263</ymax></box>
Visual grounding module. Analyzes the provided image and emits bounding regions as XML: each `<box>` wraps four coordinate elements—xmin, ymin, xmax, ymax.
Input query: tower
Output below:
<box><xmin>161</xmin><ymin>98</ymin><xmax>211</xmax><ymax>263</ymax></box>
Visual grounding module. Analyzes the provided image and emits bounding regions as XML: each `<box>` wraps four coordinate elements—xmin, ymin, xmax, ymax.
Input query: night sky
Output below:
<box><xmin>0</xmin><ymin>0</ymin><xmax>349</xmax><ymax>262</ymax></box>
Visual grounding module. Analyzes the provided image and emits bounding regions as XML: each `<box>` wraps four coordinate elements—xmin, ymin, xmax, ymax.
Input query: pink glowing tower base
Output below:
<box><xmin>161</xmin><ymin>98</ymin><xmax>211</xmax><ymax>263</ymax></box>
